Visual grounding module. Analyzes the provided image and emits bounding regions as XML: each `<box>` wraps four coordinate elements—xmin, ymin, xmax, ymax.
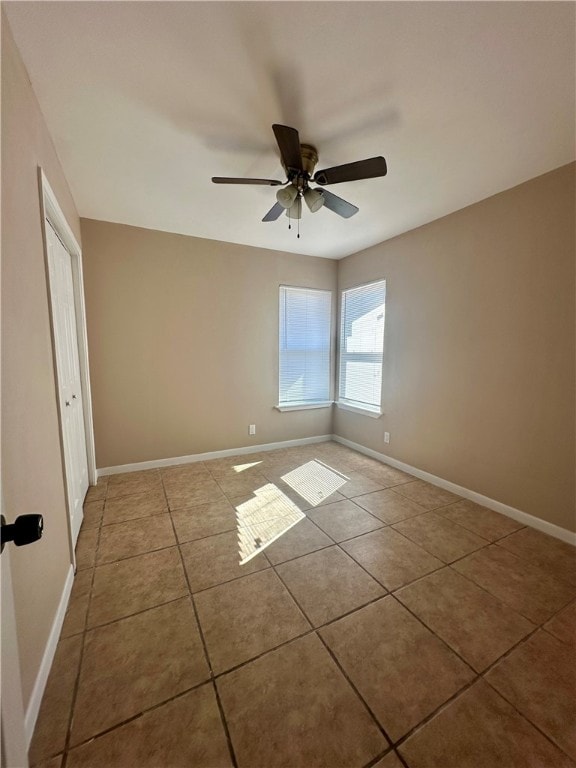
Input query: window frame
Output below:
<box><xmin>276</xmin><ymin>284</ymin><xmax>334</xmax><ymax>412</ymax></box>
<box><xmin>337</xmin><ymin>278</ymin><xmax>386</xmax><ymax>418</ymax></box>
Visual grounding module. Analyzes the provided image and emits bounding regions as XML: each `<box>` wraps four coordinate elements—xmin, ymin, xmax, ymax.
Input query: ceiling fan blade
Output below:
<box><xmin>319</xmin><ymin>189</ymin><xmax>359</xmax><ymax>218</ymax></box>
<box><xmin>272</xmin><ymin>124</ymin><xmax>303</xmax><ymax>172</ymax></box>
<box><xmin>314</xmin><ymin>156</ymin><xmax>387</xmax><ymax>186</ymax></box>
<box><xmin>262</xmin><ymin>202</ymin><xmax>285</xmax><ymax>222</ymax></box>
<box><xmin>212</xmin><ymin>177</ymin><xmax>284</xmax><ymax>186</ymax></box>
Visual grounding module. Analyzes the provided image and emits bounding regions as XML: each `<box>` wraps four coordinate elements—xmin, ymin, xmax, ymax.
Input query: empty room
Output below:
<box><xmin>1</xmin><ymin>2</ymin><xmax>575</xmax><ymax>767</ymax></box>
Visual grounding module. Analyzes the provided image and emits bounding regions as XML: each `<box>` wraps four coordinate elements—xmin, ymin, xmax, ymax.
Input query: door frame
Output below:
<box><xmin>38</xmin><ymin>168</ymin><xmax>97</xmax><ymax>562</ymax></box>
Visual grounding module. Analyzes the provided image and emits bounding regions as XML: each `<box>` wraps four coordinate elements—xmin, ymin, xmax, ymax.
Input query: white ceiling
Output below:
<box><xmin>5</xmin><ymin>1</ymin><xmax>575</xmax><ymax>259</ymax></box>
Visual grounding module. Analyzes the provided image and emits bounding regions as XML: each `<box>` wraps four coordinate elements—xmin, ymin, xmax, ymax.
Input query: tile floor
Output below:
<box><xmin>29</xmin><ymin>441</ymin><xmax>576</xmax><ymax>768</ymax></box>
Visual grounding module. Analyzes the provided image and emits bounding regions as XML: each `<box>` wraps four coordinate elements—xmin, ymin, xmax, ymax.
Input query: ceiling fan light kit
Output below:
<box><xmin>304</xmin><ymin>187</ymin><xmax>325</xmax><ymax>213</ymax></box>
<box><xmin>276</xmin><ymin>185</ymin><xmax>298</xmax><ymax>209</ymax></box>
<box><xmin>286</xmin><ymin>198</ymin><xmax>302</xmax><ymax>219</ymax></box>
<box><xmin>211</xmin><ymin>124</ymin><xmax>388</xmax><ymax>234</ymax></box>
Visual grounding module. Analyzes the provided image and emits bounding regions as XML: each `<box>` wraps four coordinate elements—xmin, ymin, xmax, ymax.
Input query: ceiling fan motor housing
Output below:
<box><xmin>284</xmin><ymin>143</ymin><xmax>319</xmax><ymax>186</ymax></box>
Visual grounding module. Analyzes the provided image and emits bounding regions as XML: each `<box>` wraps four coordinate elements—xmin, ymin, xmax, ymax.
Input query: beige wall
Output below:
<box><xmin>81</xmin><ymin>219</ymin><xmax>338</xmax><ymax>468</ymax></box>
<box><xmin>335</xmin><ymin>164</ymin><xmax>576</xmax><ymax>532</ymax></box>
<box><xmin>1</xmin><ymin>15</ymin><xmax>80</xmax><ymax>706</ymax></box>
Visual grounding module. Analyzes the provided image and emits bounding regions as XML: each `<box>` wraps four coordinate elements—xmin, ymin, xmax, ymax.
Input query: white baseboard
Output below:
<box><xmin>333</xmin><ymin>435</ymin><xmax>576</xmax><ymax>546</ymax></box>
<box><xmin>97</xmin><ymin>435</ymin><xmax>333</xmax><ymax>477</ymax></box>
<box><xmin>25</xmin><ymin>564</ymin><xmax>74</xmax><ymax>746</ymax></box>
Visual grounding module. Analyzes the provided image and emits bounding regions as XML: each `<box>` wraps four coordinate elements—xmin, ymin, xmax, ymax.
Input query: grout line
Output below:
<box><xmin>83</xmin><ymin>591</ymin><xmax>191</xmax><ymax>632</ymax></box>
<box><xmin>211</xmin><ymin>678</ymin><xmax>238</xmax><ymax>768</ymax></box>
<box><xmin>159</xmin><ymin>477</ymin><xmax>214</xmax><ymax>681</ymax></box>
<box><xmin>212</xmin><ymin>627</ymin><xmax>319</xmax><ymax>680</ymax></box>
<box><xmin>46</xmin><ymin>443</ymin><xmax>574</xmax><ymax>766</ymax></box>
<box><xmin>160</xmin><ymin>472</ymin><xmax>239</xmax><ymax>768</ymax></box>
<box><xmin>315</xmin><ymin>630</ymin><xmax>395</xmax><ymax>748</ymax></box>
<box><xmin>387</xmin><ymin>591</ymin><xmax>480</xmax><ymax>673</ymax></box>
<box><xmin>480</xmin><ymin>661</ymin><xmax>576</xmax><ymax>763</ymax></box>
<box><xmin>393</xmin><ymin>621</ymin><xmax>572</xmax><ymax>759</ymax></box>
<box><xmin>62</xmin><ymin>679</ymin><xmax>216</xmax><ymax>755</ymax></box>
<box><xmin>362</xmin><ymin>749</ymin><xmax>397</xmax><ymax>768</ymax></box>
<box><xmin>60</xmin><ymin>511</ymin><xmax>104</xmax><ymax>768</ymax></box>
<box><xmin>392</xmin><ymin>676</ymin><xmax>481</xmax><ymax>752</ymax></box>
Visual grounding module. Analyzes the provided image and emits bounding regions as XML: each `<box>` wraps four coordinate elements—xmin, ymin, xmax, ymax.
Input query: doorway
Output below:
<box><xmin>40</xmin><ymin>170</ymin><xmax>96</xmax><ymax>555</ymax></box>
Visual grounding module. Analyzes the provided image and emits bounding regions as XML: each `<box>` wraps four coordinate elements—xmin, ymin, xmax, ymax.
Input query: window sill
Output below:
<box><xmin>275</xmin><ymin>401</ymin><xmax>334</xmax><ymax>412</ymax></box>
<box><xmin>336</xmin><ymin>401</ymin><xmax>382</xmax><ymax>418</ymax></box>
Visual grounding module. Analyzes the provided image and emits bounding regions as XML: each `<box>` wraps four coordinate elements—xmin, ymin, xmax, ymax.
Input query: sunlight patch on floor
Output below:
<box><xmin>281</xmin><ymin>460</ymin><xmax>349</xmax><ymax>506</ymax></box>
<box><xmin>236</xmin><ymin>483</ymin><xmax>305</xmax><ymax>564</ymax></box>
<box><xmin>232</xmin><ymin>461</ymin><xmax>263</xmax><ymax>473</ymax></box>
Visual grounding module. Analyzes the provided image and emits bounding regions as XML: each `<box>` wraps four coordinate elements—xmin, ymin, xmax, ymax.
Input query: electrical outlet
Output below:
<box><xmin>384</xmin><ymin>431</ymin><xmax>390</xmax><ymax>444</ymax></box>
<box><xmin>249</xmin><ymin>424</ymin><xmax>256</xmax><ymax>436</ymax></box>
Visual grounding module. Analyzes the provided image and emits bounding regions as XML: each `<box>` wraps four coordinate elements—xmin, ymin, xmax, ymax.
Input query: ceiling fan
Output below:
<box><xmin>212</xmin><ymin>124</ymin><xmax>387</xmax><ymax>225</ymax></box>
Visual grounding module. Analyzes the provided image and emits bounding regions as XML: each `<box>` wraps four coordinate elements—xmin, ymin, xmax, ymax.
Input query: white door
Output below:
<box><xmin>46</xmin><ymin>220</ymin><xmax>89</xmax><ymax>545</ymax></box>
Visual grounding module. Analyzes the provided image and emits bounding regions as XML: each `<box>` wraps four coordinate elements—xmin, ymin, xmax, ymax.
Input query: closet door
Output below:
<box><xmin>46</xmin><ymin>220</ymin><xmax>89</xmax><ymax>544</ymax></box>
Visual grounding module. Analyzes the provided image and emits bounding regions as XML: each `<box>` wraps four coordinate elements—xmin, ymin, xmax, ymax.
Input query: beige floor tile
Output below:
<box><xmin>392</xmin><ymin>480</ymin><xmax>461</xmax><ymax>510</ymax></box>
<box><xmin>84</xmin><ymin>482</ymin><xmax>107</xmax><ymax>503</ymax></box>
<box><xmin>217</xmin><ymin>633</ymin><xmax>388</xmax><ymax>768</ymax></box>
<box><xmin>399</xmin><ymin>680</ymin><xmax>574</xmax><ymax>768</ymax></box>
<box><xmin>264</xmin><ymin>518</ymin><xmax>333</xmax><ymax>565</ymax></box>
<box><xmin>396</xmin><ymin>568</ymin><xmax>534</xmax><ymax>671</ymax></box>
<box><xmin>70</xmin><ymin>568</ymin><xmax>93</xmax><ymax>599</ymax></box>
<box><xmin>60</xmin><ymin>592</ymin><xmax>89</xmax><ymax>638</ymax></box>
<box><xmin>260</xmin><ymin>457</ymin><xmax>307</xmax><ymax>477</ymax></box>
<box><xmin>75</xmin><ymin>527</ymin><xmax>98</xmax><ymax>570</ymax></box>
<box><xmin>372</xmin><ymin>752</ymin><xmax>405</xmax><ymax>768</ymax></box>
<box><xmin>321</xmin><ymin>597</ymin><xmax>474</xmax><ymax>740</ymax></box>
<box><xmin>215</xmin><ymin>471</ymin><xmax>269</xmax><ymax>497</ymax></box>
<box><xmin>195</xmin><ymin>569</ymin><xmax>310</xmax><ymax>673</ymax></box>
<box><xmin>393</xmin><ymin>511</ymin><xmax>488</xmax><ymax>563</ymax></box>
<box><xmin>453</xmin><ymin>545</ymin><xmax>576</xmax><ymax>624</ymax></box>
<box><xmin>102</xmin><ymin>489</ymin><xmax>167</xmax><ymax>525</ymax></box>
<box><xmin>106</xmin><ymin>470</ymin><xmax>163</xmax><ymax>499</ymax></box>
<box><xmin>310</xmin><ymin>489</ymin><xmax>348</xmax><ymax>507</ymax></box>
<box><xmin>435</xmin><ymin>499</ymin><xmax>524</xmax><ymax>541</ymax></box>
<box><xmin>81</xmin><ymin>500</ymin><xmax>103</xmax><ymax>529</ymax></box>
<box><xmin>206</xmin><ymin>454</ymin><xmax>271</xmax><ymax>477</ymax></box>
<box><xmin>276</xmin><ymin>546</ymin><xmax>385</xmax><ymax>627</ymax></box>
<box><xmin>544</xmin><ymin>600</ymin><xmax>576</xmax><ymax>646</ymax></box>
<box><xmin>32</xmin><ymin>756</ymin><xmax>63</xmax><ymax>768</ymax></box>
<box><xmin>96</xmin><ymin>513</ymin><xmax>175</xmax><ymax>564</ymax></box>
<box><xmin>29</xmin><ymin>635</ymin><xmax>82</xmax><ymax>764</ymax></box>
<box><xmin>486</xmin><ymin>630</ymin><xmax>576</xmax><ymax>760</ymax></box>
<box><xmin>180</xmin><ymin>529</ymin><xmax>268</xmax><ymax>592</ymax></box>
<box><xmin>339</xmin><ymin>471</ymin><xmax>387</xmax><ymax>498</ymax></box>
<box><xmin>361</xmin><ymin>464</ymin><xmax>415</xmax><ymax>487</ymax></box>
<box><xmin>353</xmin><ymin>489</ymin><xmax>427</xmax><ymax>524</ymax></box>
<box><xmin>332</xmin><ymin>451</ymin><xmax>379</xmax><ymax>470</ymax></box>
<box><xmin>60</xmin><ymin>570</ymin><xmax>94</xmax><ymax>639</ymax></box>
<box><xmin>342</xmin><ymin>527</ymin><xmax>444</xmax><ymax>591</ymax></box>
<box><xmin>164</xmin><ymin>473</ymin><xmax>225</xmax><ymax>510</ymax></box>
<box><xmin>159</xmin><ymin>462</ymin><xmax>210</xmax><ymax>479</ymax></box>
<box><xmin>66</xmin><ymin>684</ymin><xmax>232</xmax><ymax>768</ymax></box>
<box><xmin>171</xmin><ymin>497</ymin><xmax>237</xmax><ymax>543</ymax></box>
<box><xmin>497</xmin><ymin>527</ymin><xmax>576</xmax><ymax>586</ymax></box>
<box><xmin>88</xmin><ymin>546</ymin><xmax>188</xmax><ymax>627</ymax></box>
<box><xmin>252</xmin><ymin>476</ymin><xmax>318</xmax><ymax>512</ymax></box>
<box><xmin>70</xmin><ymin>598</ymin><xmax>210</xmax><ymax>745</ymax></box>
<box><xmin>308</xmin><ymin>499</ymin><xmax>384</xmax><ymax>542</ymax></box>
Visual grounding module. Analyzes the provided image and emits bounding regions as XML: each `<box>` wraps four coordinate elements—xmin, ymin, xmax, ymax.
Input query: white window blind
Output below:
<box><xmin>279</xmin><ymin>286</ymin><xmax>332</xmax><ymax>407</ymax></box>
<box><xmin>339</xmin><ymin>280</ymin><xmax>386</xmax><ymax>413</ymax></box>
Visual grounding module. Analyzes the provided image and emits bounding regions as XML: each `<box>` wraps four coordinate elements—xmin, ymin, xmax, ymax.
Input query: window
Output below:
<box><xmin>338</xmin><ymin>279</ymin><xmax>386</xmax><ymax>415</ymax></box>
<box><xmin>278</xmin><ymin>286</ymin><xmax>332</xmax><ymax>410</ymax></box>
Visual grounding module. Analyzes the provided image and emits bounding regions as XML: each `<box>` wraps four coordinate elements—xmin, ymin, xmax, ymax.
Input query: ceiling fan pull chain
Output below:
<box><xmin>288</xmin><ymin>206</ymin><xmax>291</xmax><ymax>230</ymax></box>
<box><xmin>297</xmin><ymin>216</ymin><xmax>300</xmax><ymax>239</ymax></box>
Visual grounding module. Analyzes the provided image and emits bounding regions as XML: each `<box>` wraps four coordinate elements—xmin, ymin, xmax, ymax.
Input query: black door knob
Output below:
<box><xmin>1</xmin><ymin>514</ymin><xmax>44</xmax><ymax>553</ymax></box>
